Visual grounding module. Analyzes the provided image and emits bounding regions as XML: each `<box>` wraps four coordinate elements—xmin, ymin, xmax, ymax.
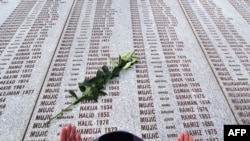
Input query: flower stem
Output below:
<box><xmin>45</xmin><ymin>51</ymin><xmax>138</xmax><ymax>124</ymax></box>
<box><xmin>45</xmin><ymin>103</ymin><xmax>75</xmax><ymax>125</ymax></box>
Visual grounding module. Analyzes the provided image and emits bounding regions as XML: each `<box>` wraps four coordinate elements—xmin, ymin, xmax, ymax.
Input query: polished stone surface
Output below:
<box><xmin>1</xmin><ymin>0</ymin><xmax>250</xmax><ymax>141</ymax></box>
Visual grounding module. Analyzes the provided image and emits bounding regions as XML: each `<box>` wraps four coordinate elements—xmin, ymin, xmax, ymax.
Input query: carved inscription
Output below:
<box><xmin>25</xmin><ymin>0</ymin><xmax>82</xmax><ymax>139</ymax></box>
<box><xmin>76</xmin><ymin>0</ymin><xmax>118</xmax><ymax>138</ymax></box>
<box><xmin>179</xmin><ymin>0</ymin><xmax>250</xmax><ymax>126</ymax></box>
<box><xmin>149</xmin><ymin>0</ymin><xmax>218</xmax><ymax>140</ymax></box>
<box><xmin>130</xmin><ymin>0</ymin><xmax>160</xmax><ymax>139</ymax></box>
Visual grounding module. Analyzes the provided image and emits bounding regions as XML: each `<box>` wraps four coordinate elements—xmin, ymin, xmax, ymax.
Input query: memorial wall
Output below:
<box><xmin>0</xmin><ymin>0</ymin><xmax>249</xmax><ymax>141</ymax></box>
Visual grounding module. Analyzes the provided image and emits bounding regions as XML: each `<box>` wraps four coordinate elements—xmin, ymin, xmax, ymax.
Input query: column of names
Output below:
<box><xmin>178</xmin><ymin>0</ymin><xmax>250</xmax><ymax>124</ymax></box>
<box><xmin>130</xmin><ymin>0</ymin><xmax>160</xmax><ymax>140</ymax></box>
<box><xmin>76</xmin><ymin>0</ymin><xmax>118</xmax><ymax>140</ymax></box>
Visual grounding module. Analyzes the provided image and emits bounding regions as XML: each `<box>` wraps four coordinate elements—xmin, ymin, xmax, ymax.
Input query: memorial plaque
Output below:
<box><xmin>0</xmin><ymin>0</ymin><xmax>249</xmax><ymax>141</ymax></box>
<box><xmin>0</xmin><ymin>0</ymin><xmax>74</xmax><ymax>140</ymax></box>
<box><xmin>178</xmin><ymin>0</ymin><xmax>250</xmax><ymax>124</ymax></box>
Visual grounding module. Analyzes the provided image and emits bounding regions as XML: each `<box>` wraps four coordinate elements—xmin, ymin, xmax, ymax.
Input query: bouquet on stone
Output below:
<box><xmin>45</xmin><ymin>51</ymin><xmax>138</xmax><ymax>124</ymax></box>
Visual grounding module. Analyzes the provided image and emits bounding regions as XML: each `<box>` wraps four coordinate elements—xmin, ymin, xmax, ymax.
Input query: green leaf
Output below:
<box><xmin>122</xmin><ymin>52</ymin><xmax>135</xmax><ymax>61</ymax></box>
<box><xmin>122</xmin><ymin>61</ymin><xmax>132</xmax><ymax>70</ymax></box>
<box><xmin>96</xmin><ymin>81</ymin><xmax>104</xmax><ymax>89</ymax></box>
<box><xmin>91</xmin><ymin>87</ymin><xmax>99</xmax><ymax>101</ymax></box>
<box><xmin>102</xmin><ymin>65</ymin><xmax>110</xmax><ymax>74</ymax></box>
<box><xmin>104</xmin><ymin>73</ymin><xmax>112</xmax><ymax>83</ymax></box>
<box><xmin>112</xmin><ymin>67</ymin><xmax>121</xmax><ymax>77</ymax></box>
<box><xmin>89</xmin><ymin>77</ymin><xmax>103</xmax><ymax>86</ymax></box>
<box><xmin>99</xmin><ymin>90</ymin><xmax>107</xmax><ymax>96</ymax></box>
<box><xmin>69</xmin><ymin>90</ymin><xmax>78</xmax><ymax>99</ymax></box>
<box><xmin>131</xmin><ymin>57</ymin><xmax>138</xmax><ymax>64</ymax></box>
<box><xmin>108</xmin><ymin>55</ymin><xmax>117</xmax><ymax>68</ymax></box>
<box><xmin>96</xmin><ymin>70</ymin><xmax>104</xmax><ymax>78</ymax></box>
<box><xmin>118</xmin><ymin>55</ymin><xmax>121</xmax><ymax>64</ymax></box>
<box><xmin>82</xmin><ymin>78</ymin><xmax>91</xmax><ymax>86</ymax></box>
<box><xmin>82</xmin><ymin>86</ymin><xmax>91</xmax><ymax>96</ymax></box>
<box><xmin>78</xmin><ymin>83</ymin><xmax>86</xmax><ymax>92</ymax></box>
<box><xmin>118</xmin><ymin>59</ymin><xmax>127</xmax><ymax>69</ymax></box>
<box><xmin>121</xmin><ymin>52</ymin><xmax>131</xmax><ymax>60</ymax></box>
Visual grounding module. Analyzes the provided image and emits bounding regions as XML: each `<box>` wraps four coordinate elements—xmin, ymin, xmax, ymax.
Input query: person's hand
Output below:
<box><xmin>176</xmin><ymin>131</ymin><xmax>193</xmax><ymax>141</ymax></box>
<box><xmin>59</xmin><ymin>124</ymin><xmax>81</xmax><ymax>141</ymax></box>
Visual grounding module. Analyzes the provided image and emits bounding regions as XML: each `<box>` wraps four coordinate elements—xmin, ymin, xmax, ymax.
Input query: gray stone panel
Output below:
<box><xmin>0</xmin><ymin>0</ymin><xmax>249</xmax><ymax>141</ymax></box>
<box><xmin>178</xmin><ymin>0</ymin><xmax>250</xmax><ymax>124</ymax></box>
<box><xmin>0</xmin><ymin>0</ymin><xmax>74</xmax><ymax>140</ymax></box>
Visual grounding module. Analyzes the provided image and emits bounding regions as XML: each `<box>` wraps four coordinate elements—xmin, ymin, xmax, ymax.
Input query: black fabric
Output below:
<box><xmin>96</xmin><ymin>131</ymin><xmax>143</xmax><ymax>141</ymax></box>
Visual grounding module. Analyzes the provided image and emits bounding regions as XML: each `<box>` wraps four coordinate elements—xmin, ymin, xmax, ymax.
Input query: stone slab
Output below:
<box><xmin>0</xmin><ymin>0</ymin><xmax>249</xmax><ymax>141</ymax></box>
<box><xmin>178</xmin><ymin>0</ymin><xmax>250</xmax><ymax>124</ymax></box>
<box><xmin>0</xmin><ymin>0</ymin><xmax>74</xmax><ymax>140</ymax></box>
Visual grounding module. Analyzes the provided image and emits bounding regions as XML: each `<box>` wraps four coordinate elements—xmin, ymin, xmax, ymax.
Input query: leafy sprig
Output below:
<box><xmin>45</xmin><ymin>51</ymin><xmax>138</xmax><ymax>124</ymax></box>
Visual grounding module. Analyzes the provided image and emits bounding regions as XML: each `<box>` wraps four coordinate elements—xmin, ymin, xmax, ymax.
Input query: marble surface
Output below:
<box><xmin>1</xmin><ymin>0</ymin><xmax>250</xmax><ymax>141</ymax></box>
